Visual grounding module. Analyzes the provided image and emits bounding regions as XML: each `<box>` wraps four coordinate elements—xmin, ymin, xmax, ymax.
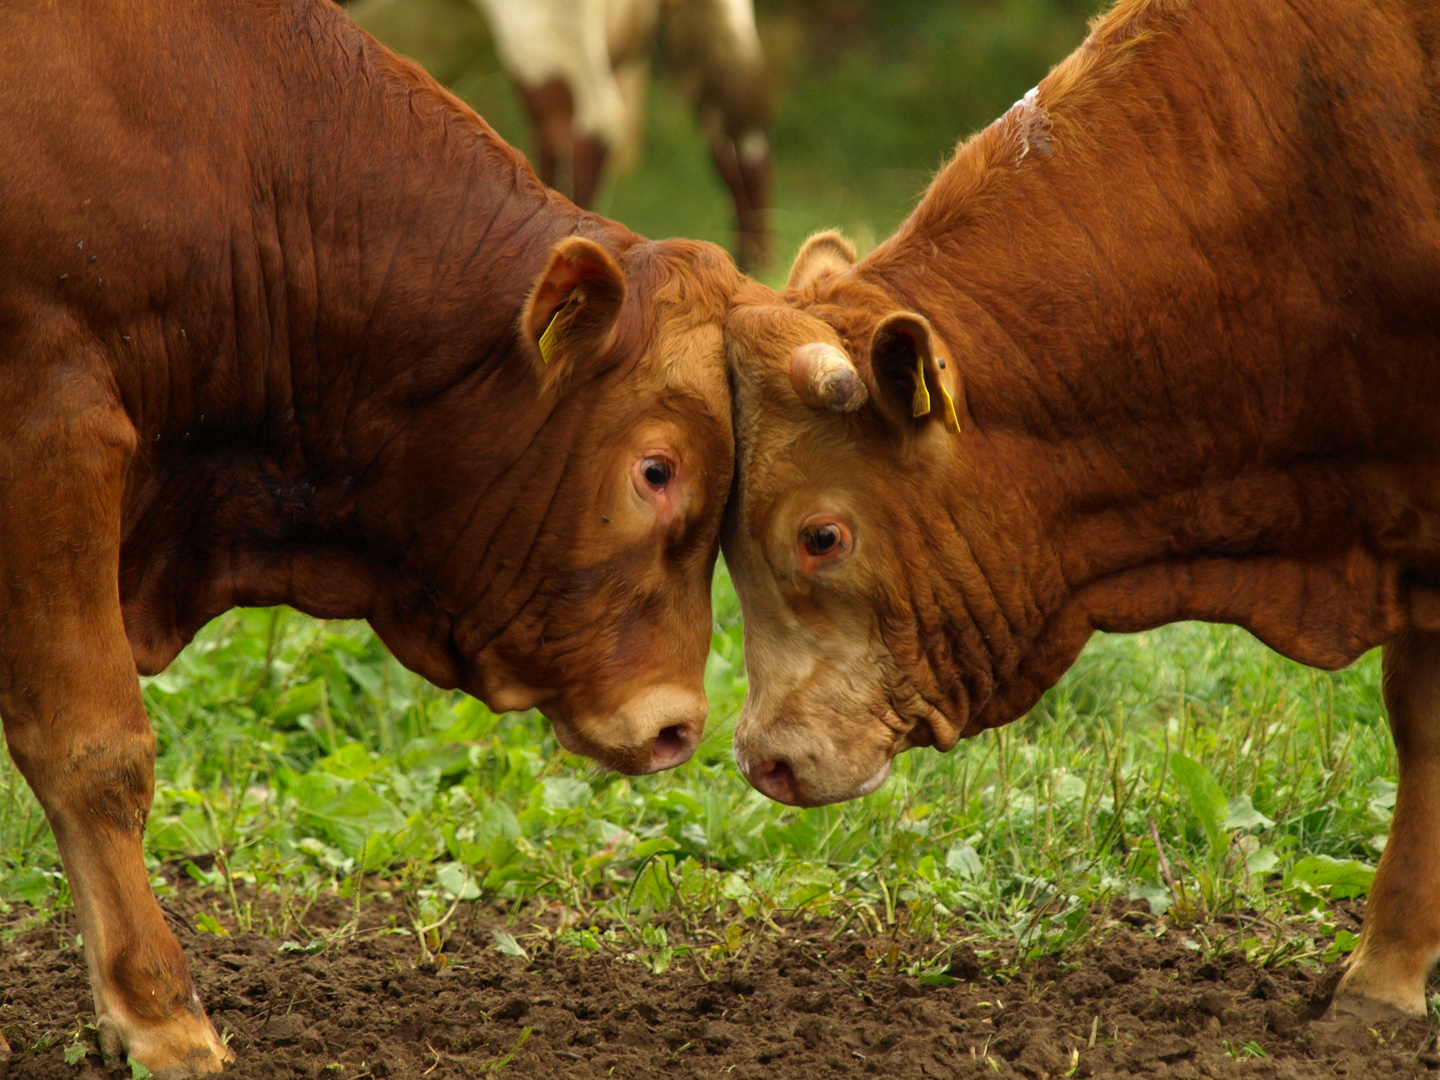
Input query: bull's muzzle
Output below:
<box><xmin>555</xmin><ymin>684</ymin><xmax>707</xmax><ymax>775</ymax></box>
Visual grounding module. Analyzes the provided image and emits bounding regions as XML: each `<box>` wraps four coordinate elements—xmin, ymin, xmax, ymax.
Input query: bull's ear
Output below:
<box><xmin>868</xmin><ymin>312</ymin><xmax>962</xmax><ymax>435</ymax></box>
<box><xmin>522</xmin><ymin>237</ymin><xmax>627</xmax><ymax>387</ymax></box>
<box><xmin>787</xmin><ymin>230</ymin><xmax>856</xmax><ymax>291</ymax></box>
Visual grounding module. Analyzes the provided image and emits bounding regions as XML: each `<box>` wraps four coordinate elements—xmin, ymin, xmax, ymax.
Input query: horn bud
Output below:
<box><xmin>789</xmin><ymin>343</ymin><xmax>868</xmax><ymax>413</ymax></box>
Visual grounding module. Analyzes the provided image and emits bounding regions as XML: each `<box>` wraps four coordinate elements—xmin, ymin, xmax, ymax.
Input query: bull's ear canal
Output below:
<box><xmin>523</xmin><ymin>236</ymin><xmax>627</xmax><ymax>388</ymax></box>
<box><xmin>868</xmin><ymin>312</ymin><xmax>962</xmax><ymax>435</ymax></box>
<box><xmin>787</xmin><ymin>230</ymin><xmax>857</xmax><ymax>292</ymax></box>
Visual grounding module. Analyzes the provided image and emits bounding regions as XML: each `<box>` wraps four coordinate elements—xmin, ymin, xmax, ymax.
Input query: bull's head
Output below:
<box><xmin>723</xmin><ymin>233</ymin><xmax>1005</xmax><ymax>805</ymax></box>
<box><xmin>368</xmin><ymin>234</ymin><xmax>739</xmax><ymax>776</ymax></box>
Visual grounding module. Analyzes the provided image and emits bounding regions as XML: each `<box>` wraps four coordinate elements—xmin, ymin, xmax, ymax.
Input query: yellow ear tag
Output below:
<box><xmin>940</xmin><ymin>385</ymin><xmax>962</xmax><ymax>434</ymax></box>
<box><xmin>538</xmin><ymin>307</ymin><xmax>565</xmax><ymax>365</ymax></box>
<box><xmin>537</xmin><ymin>292</ymin><xmax>583</xmax><ymax>365</ymax></box>
<box><xmin>911</xmin><ymin>355</ymin><xmax>932</xmax><ymax>418</ymax></box>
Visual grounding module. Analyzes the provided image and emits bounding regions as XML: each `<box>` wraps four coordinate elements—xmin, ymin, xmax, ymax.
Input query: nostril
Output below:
<box><xmin>654</xmin><ymin>724</ymin><xmax>685</xmax><ymax>758</ymax></box>
<box><xmin>648</xmin><ymin>724</ymin><xmax>697</xmax><ymax>771</ymax></box>
<box><xmin>749</xmin><ymin>759</ymin><xmax>800</xmax><ymax>804</ymax></box>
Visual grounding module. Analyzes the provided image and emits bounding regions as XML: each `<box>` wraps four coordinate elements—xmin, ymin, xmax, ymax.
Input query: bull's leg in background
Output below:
<box><xmin>710</xmin><ymin>125</ymin><xmax>772</xmax><ymax>273</ymax></box>
<box><xmin>0</xmin><ymin>368</ymin><xmax>230</xmax><ymax>1074</ymax></box>
<box><xmin>1334</xmin><ymin>628</ymin><xmax>1440</xmax><ymax>1018</ymax></box>
<box><xmin>662</xmin><ymin>0</ymin><xmax>775</xmax><ymax>273</ymax></box>
<box><xmin>571</xmin><ymin>133</ymin><xmax>609</xmax><ymax>211</ymax></box>
<box><xmin>517</xmin><ymin>78</ymin><xmax>612</xmax><ymax>210</ymax></box>
<box><xmin>520</xmin><ymin>78</ymin><xmax>577</xmax><ymax>198</ymax></box>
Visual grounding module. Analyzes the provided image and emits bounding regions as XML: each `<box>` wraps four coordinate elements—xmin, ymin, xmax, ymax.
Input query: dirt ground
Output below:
<box><xmin>2</xmin><ymin>893</ymin><xmax>1436</xmax><ymax>1080</ymax></box>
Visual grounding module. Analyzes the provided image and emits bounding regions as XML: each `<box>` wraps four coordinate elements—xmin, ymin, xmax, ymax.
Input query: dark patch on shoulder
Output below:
<box><xmin>1295</xmin><ymin>48</ymin><xmax>1350</xmax><ymax>167</ymax></box>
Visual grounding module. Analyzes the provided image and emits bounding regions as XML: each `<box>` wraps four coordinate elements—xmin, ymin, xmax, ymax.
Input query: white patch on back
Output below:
<box><xmin>1005</xmin><ymin>86</ymin><xmax>1054</xmax><ymax>166</ymax></box>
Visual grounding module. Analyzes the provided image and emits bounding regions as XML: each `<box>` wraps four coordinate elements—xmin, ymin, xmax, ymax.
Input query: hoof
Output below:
<box><xmin>1327</xmin><ymin>992</ymin><xmax>1420</xmax><ymax>1024</ymax></box>
<box><xmin>1330</xmin><ymin>964</ymin><xmax>1427</xmax><ymax>1024</ymax></box>
<box><xmin>98</xmin><ymin>1010</ymin><xmax>234</xmax><ymax>1077</ymax></box>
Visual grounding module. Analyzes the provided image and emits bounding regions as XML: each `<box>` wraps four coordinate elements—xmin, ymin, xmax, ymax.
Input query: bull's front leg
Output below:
<box><xmin>0</xmin><ymin>379</ymin><xmax>230</xmax><ymax>1076</ymax></box>
<box><xmin>1334</xmin><ymin>628</ymin><xmax>1440</xmax><ymax>1017</ymax></box>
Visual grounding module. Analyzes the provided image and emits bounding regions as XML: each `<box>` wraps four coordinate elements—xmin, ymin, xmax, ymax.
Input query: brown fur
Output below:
<box><xmin>723</xmin><ymin>0</ymin><xmax>1440</xmax><ymax>1017</ymax></box>
<box><xmin>0</xmin><ymin>0</ymin><xmax>740</xmax><ymax>1071</ymax></box>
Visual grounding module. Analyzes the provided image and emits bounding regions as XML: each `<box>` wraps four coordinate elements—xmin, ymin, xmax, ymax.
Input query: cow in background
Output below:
<box><xmin>723</xmin><ymin>0</ymin><xmax>1440</xmax><ymax>1023</ymax></box>
<box><xmin>474</xmin><ymin>0</ymin><xmax>774</xmax><ymax>271</ymax></box>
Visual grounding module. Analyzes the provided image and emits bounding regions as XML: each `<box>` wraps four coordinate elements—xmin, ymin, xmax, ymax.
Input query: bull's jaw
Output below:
<box><xmin>724</xmin><ymin>552</ymin><xmax>924</xmax><ymax>803</ymax></box>
<box><xmin>725</xmin><ymin>546</ymin><xmax>953</xmax><ymax>804</ymax></box>
<box><xmin>461</xmin><ymin>641</ymin><xmax>709</xmax><ymax>775</ymax></box>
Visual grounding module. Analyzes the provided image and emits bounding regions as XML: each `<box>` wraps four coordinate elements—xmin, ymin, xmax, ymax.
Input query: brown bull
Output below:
<box><xmin>724</xmin><ymin>0</ymin><xmax>1440</xmax><ymax>1022</ymax></box>
<box><xmin>0</xmin><ymin>0</ymin><xmax>738</xmax><ymax>1072</ymax></box>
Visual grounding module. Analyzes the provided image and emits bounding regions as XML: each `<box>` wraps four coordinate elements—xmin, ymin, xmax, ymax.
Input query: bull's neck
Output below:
<box><xmin>268</xmin><ymin>12</ymin><xmax>623</xmax><ymax>477</ymax></box>
<box><xmin>153</xmin><ymin>6</ymin><xmax>637</xmax><ymax>675</ymax></box>
<box><xmin>861</xmin><ymin>0</ymin><xmax>1431</xmax><ymax>715</ymax></box>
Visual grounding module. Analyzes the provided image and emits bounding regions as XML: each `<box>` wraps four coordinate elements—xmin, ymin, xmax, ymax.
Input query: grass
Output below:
<box><xmin>0</xmin><ymin>0</ymin><xmax>1398</xmax><ymax>975</ymax></box>
<box><xmin>0</xmin><ymin>559</ymin><xmax>1395</xmax><ymax>974</ymax></box>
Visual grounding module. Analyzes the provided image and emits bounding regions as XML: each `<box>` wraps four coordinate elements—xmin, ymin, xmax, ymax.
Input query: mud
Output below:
<box><xmin>2</xmin><ymin>895</ymin><xmax>1436</xmax><ymax>1079</ymax></box>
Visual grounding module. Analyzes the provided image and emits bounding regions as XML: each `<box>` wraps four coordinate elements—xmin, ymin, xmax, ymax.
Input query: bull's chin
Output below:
<box><xmin>545</xmin><ymin>710</ymin><xmax>696</xmax><ymax>776</ymax></box>
<box><xmin>849</xmin><ymin>758</ymin><xmax>894</xmax><ymax>799</ymax></box>
<box><xmin>470</xmin><ymin>670</ymin><xmax>548</xmax><ymax>715</ymax></box>
<box><xmin>785</xmin><ymin>758</ymin><xmax>894</xmax><ymax>808</ymax></box>
<box><xmin>544</xmin><ymin>715</ymin><xmax>643</xmax><ymax>775</ymax></box>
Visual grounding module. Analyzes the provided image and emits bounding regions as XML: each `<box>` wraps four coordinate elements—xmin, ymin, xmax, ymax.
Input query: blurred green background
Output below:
<box><xmin>348</xmin><ymin>0</ymin><xmax>1103</xmax><ymax>278</ymax></box>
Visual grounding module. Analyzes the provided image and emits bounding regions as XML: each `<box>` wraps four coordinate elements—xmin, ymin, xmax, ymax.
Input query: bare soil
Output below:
<box><xmin>2</xmin><ymin>894</ymin><xmax>1436</xmax><ymax>1079</ymax></box>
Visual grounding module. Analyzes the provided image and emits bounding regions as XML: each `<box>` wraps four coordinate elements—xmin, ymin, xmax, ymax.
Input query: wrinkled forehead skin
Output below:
<box><xmin>448</xmin><ymin>237</ymin><xmax>741</xmax><ymax>774</ymax></box>
<box><xmin>723</xmin><ymin>279</ymin><xmax>968</xmax><ymax>806</ymax></box>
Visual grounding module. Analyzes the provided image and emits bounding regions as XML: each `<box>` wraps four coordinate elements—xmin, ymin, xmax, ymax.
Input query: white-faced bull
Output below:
<box><xmin>723</xmin><ymin>0</ymin><xmax>1440</xmax><ymax>1023</ymax></box>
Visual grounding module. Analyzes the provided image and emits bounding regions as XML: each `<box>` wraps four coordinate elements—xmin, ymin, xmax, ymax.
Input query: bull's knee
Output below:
<box><xmin>73</xmin><ymin>732</ymin><xmax>157</xmax><ymax>833</ymax></box>
<box><xmin>7</xmin><ymin>720</ymin><xmax>156</xmax><ymax>835</ymax></box>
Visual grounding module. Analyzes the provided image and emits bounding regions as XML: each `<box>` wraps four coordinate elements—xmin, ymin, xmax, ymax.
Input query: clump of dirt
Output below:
<box><xmin>2</xmin><ymin>895</ymin><xmax>1436</xmax><ymax>1079</ymax></box>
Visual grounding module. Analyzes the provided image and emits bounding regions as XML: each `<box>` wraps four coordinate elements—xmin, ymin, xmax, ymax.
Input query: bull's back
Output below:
<box><xmin>0</xmin><ymin>0</ymin><xmax>313</xmax><ymax>408</ymax></box>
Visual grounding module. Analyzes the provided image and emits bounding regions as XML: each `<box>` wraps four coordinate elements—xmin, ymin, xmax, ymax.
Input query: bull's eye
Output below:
<box><xmin>801</xmin><ymin>524</ymin><xmax>843</xmax><ymax>557</ymax></box>
<box><xmin>641</xmin><ymin>457</ymin><xmax>673</xmax><ymax>489</ymax></box>
<box><xmin>796</xmin><ymin>519</ymin><xmax>853</xmax><ymax>575</ymax></box>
